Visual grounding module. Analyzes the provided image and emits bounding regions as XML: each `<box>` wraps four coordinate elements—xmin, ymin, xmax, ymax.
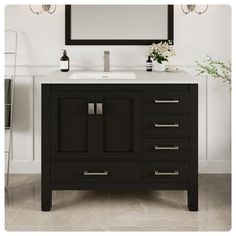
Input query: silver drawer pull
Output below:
<box><xmin>83</xmin><ymin>170</ymin><xmax>108</xmax><ymax>176</ymax></box>
<box><xmin>155</xmin><ymin>170</ymin><xmax>179</xmax><ymax>176</ymax></box>
<box><xmin>154</xmin><ymin>123</ymin><xmax>179</xmax><ymax>128</ymax></box>
<box><xmin>155</xmin><ymin>145</ymin><xmax>179</xmax><ymax>150</ymax></box>
<box><xmin>88</xmin><ymin>103</ymin><xmax>95</xmax><ymax>115</ymax></box>
<box><xmin>154</xmin><ymin>99</ymin><xmax>179</xmax><ymax>103</ymax></box>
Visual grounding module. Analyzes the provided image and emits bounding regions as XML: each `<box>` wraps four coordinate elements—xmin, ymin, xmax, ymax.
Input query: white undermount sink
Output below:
<box><xmin>69</xmin><ymin>72</ymin><xmax>136</xmax><ymax>80</ymax></box>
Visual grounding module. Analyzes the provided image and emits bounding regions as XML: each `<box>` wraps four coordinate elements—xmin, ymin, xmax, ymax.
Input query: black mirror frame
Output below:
<box><xmin>65</xmin><ymin>5</ymin><xmax>174</xmax><ymax>45</ymax></box>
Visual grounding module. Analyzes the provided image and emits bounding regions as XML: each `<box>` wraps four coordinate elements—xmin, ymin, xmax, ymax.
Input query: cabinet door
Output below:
<box><xmin>96</xmin><ymin>92</ymin><xmax>140</xmax><ymax>159</ymax></box>
<box><xmin>51</xmin><ymin>92</ymin><xmax>95</xmax><ymax>160</ymax></box>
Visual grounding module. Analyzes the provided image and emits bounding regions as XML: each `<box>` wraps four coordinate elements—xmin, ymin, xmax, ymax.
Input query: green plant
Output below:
<box><xmin>196</xmin><ymin>55</ymin><xmax>231</xmax><ymax>86</ymax></box>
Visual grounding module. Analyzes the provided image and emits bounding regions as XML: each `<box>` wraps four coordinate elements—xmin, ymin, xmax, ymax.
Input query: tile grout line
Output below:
<box><xmin>106</xmin><ymin>190</ymin><xmax>111</xmax><ymax>230</ymax></box>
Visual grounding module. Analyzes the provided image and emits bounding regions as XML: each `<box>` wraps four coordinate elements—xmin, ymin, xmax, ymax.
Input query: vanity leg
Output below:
<box><xmin>41</xmin><ymin>187</ymin><xmax>52</xmax><ymax>211</ymax></box>
<box><xmin>188</xmin><ymin>187</ymin><xmax>198</xmax><ymax>211</ymax></box>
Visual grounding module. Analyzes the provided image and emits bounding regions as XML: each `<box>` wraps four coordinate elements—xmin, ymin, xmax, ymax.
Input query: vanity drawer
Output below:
<box><xmin>51</xmin><ymin>162</ymin><xmax>140</xmax><ymax>183</ymax></box>
<box><xmin>143</xmin><ymin>162</ymin><xmax>189</xmax><ymax>183</ymax></box>
<box><xmin>144</xmin><ymin>138</ymin><xmax>189</xmax><ymax>161</ymax></box>
<box><xmin>144</xmin><ymin>116</ymin><xmax>189</xmax><ymax>136</ymax></box>
<box><xmin>144</xmin><ymin>92</ymin><xmax>189</xmax><ymax>114</ymax></box>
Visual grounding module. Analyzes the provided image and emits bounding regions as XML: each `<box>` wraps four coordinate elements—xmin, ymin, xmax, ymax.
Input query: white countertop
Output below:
<box><xmin>41</xmin><ymin>70</ymin><xmax>199</xmax><ymax>84</ymax></box>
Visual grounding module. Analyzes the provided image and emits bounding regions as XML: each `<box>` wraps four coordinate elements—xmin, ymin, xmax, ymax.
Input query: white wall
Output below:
<box><xmin>5</xmin><ymin>5</ymin><xmax>231</xmax><ymax>173</ymax></box>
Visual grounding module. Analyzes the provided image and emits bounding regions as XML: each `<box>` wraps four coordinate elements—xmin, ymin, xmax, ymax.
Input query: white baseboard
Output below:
<box><xmin>7</xmin><ymin>160</ymin><xmax>41</xmax><ymax>174</ymax></box>
<box><xmin>199</xmin><ymin>160</ymin><xmax>231</xmax><ymax>174</ymax></box>
<box><xmin>7</xmin><ymin>160</ymin><xmax>231</xmax><ymax>174</ymax></box>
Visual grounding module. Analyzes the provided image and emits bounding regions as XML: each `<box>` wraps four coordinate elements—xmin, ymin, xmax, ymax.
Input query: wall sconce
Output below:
<box><xmin>29</xmin><ymin>5</ymin><xmax>56</xmax><ymax>15</ymax></box>
<box><xmin>181</xmin><ymin>5</ymin><xmax>208</xmax><ymax>15</ymax></box>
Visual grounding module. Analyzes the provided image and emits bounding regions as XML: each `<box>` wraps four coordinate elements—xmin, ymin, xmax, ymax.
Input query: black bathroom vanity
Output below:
<box><xmin>41</xmin><ymin>71</ymin><xmax>198</xmax><ymax>211</ymax></box>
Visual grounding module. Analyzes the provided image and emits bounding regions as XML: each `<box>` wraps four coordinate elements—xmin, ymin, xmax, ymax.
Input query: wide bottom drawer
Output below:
<box><xmin>51</xmin><ymin>162</ymin><xmax>140</xmax><ymax>183</ymax></box>
<box><xmin>143</xmin><ymin>162</ymin><xmax>189</xmax><ymax>183</ymax></box>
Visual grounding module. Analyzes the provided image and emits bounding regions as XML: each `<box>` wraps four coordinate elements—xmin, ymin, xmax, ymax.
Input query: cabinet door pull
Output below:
<box><xmin>155</xmin><ymin>145</ymin><xmax>179</xmax><ymax>150</ymax></box>
<box><xmin>83</xmin><ymin>170</ymin><xmax>108</xmax><ymax>176</ymax></box>
<box><xmin>154</xmin><ymin>123</ymin><xmax>179</xmax><ymax>128</ymax></box>
<box><xmin>154</xmin><ymin>170</ymin><xmax>179</xmax><ymax>176</ymax></box>
<box><xmin>154</xmin><ymin>99</ymin><xmax>179</xmax><ymax>103</ymax></box>
<box><xmin>88</xmin><ymin>103</ymin><xmax>95</xmax><ymax>115</ymax></box>
<box><xmin>96</xmin><ymin>103</ymin><xmax>103</xmax><ymax>115</ymax></box>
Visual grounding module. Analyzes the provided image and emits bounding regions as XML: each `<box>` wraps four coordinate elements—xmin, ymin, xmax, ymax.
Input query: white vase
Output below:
<box><xmin>154</xmin><ymin>62</ymin><xmax>165</xmax><ymax>72</ymax></box>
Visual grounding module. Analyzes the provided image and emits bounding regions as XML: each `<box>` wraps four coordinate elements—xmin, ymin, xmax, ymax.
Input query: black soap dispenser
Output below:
<box><xmin>60</xmin><ymin>49</ymin><xmax>70</xmax><ymax>72</ymax></box>
<box><xmin>146</xmin><ymin>56</ymin><xmax>152</xmax><ymax>72</ymax></box>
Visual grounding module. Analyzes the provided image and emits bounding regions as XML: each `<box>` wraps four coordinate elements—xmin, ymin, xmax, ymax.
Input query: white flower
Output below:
<box><xmin>146</xmin><ymin>42</ymin><xmax>176</xmax><ymax>63</ymax></box>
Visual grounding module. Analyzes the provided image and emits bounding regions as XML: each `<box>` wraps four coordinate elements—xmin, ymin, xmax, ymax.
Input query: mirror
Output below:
<box><xmin>65</xmin><ymin>5</ymin><xmax>174</xmax><ymax>45</ymax></box>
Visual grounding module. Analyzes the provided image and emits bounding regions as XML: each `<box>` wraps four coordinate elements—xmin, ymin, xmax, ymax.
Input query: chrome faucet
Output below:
<box><xmin>104</xmin><ymin>51</ymin><xmax>110</xmax><ymax>72</ymax></box>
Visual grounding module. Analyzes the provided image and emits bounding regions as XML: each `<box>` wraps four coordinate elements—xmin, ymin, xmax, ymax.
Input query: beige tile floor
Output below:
<box><xmin>5</xmin><ymin>174</ymin><xmax>231</xmax><ymax>231</ymax></box>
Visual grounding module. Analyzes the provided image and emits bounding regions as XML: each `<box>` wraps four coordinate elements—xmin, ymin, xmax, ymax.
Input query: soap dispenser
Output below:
<box><xmin>146</xmin><ymin>56</ymin><xmax>152</xmax><ymax>72</ymax></box>
<box><xmin>60</xmin><ymin>49</ymin><xmax>70</xmax><ymax>72</ymax></box>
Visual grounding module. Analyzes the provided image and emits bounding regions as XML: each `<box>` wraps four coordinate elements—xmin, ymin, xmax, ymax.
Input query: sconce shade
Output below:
<box><xmin>181</xmin><ymin>5</ymin><xmax>208</xmax><ymax>15</ymax></box>
<box><xmin>29</xmin><ymin>5</ymin><xmax>57</xmax><ymax>15</ymax></box>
